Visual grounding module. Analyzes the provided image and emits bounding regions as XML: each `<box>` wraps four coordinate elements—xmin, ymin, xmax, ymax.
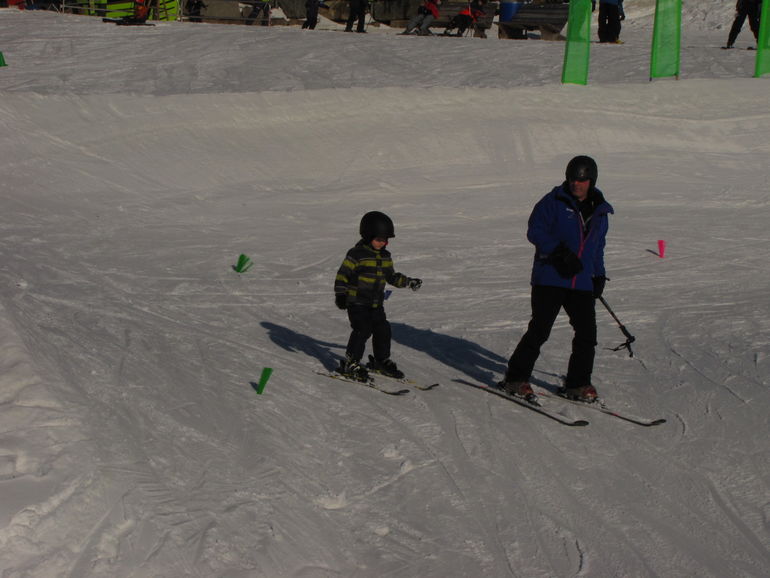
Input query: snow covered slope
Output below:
<box><xmin>0</xmin><ymin>4</ymin><xmax>768</xmax><ymax>577</ymax></box>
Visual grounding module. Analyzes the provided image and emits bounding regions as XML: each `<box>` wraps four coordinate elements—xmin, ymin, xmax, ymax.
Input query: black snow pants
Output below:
<box><xmin>505</xmin><ymin>285</ymin><xmax>597</xmax><ymax>388</ymax></box>
<box><xmin>346</xmin><ymin>305</ymin><xmax>391</xmax><ymax>363</ymax></box>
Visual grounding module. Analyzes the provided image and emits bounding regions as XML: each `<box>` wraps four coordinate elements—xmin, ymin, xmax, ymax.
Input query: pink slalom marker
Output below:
<box><xmin>658</xmin><ymin>240</ymin><xmax>666</xmax><ymax>259</ymax></box>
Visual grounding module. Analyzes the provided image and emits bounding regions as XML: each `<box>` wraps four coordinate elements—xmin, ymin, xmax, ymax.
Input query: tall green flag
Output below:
<box><xmin>650</xmin><ymin>0</ymin><xmax>682</xmax><ymax>80</ymax></box>
<box><xmin>755</xmin><ymin>0</ymin><xmax>770</xmax><ymax>77</ymax></box>
<box><xmin>562</xmin><ymin>0</ymin><xmax>592</xmax><ymax>85</ymax></box>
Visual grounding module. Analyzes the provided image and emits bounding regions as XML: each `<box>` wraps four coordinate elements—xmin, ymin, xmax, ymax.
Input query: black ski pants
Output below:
<box><xmin>345</xmin><ymin>0</ymin><xmax>367</xmax><ymax>32</ymax></box>
<box><xmin>346</xmin><ymin>305</ymin><xmax>391</xmax><ymax>363</ymax></box>
<box><xmin>506</xmin><ymin>285</ymin><xmax>597</xmax><ymax>388</ymax></box>
<box><xmin>727</xmin><ymin>2</ymin><xmax>760</xmax><ymax>46</ymax></box>
<box><xmin>598</xmin><ymin>4</ymin><xmax>621</xmax><ymax>43</ymax></box>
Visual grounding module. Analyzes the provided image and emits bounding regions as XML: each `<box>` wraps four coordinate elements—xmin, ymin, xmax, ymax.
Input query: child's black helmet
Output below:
<box><xmin>360</xmin><ymin>211</ymin><xmax>395</xmax><ymax>240</ymax></box>
<box><xmin>565</xmin><ymin>155</ymin><xmax>598</xmax><ymax>189</ymax></box>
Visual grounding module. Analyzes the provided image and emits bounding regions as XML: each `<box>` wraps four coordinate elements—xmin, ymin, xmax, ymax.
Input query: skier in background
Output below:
<box><xmin>402</xmin><ymin>0</ymin><xmax>441</xmax><ymax>36</ymax></box>
<box><xmin>185</xmin><ymin>0</ymin><xmax>207</xmax><ymax>23</ymax></box>
<box><xmin>246</xmin><ymin>0</ymin><xmax>271</xmax><ymax>26</ymax></box>
<box><xmin>107</xmin><ymin>0</ymin><xmax>149</xmax><ymax>25</ymax></box>
<box><xmin>501</xmin><ymin>156</ymin><xmax>613</xmax><ymax>403</ymax></box>
<box><xmin>345</xmin><ymin>0</ymin><xmax>368</xmax><ymax>32</ymax></box>
<box><xmin>443</xmin><ymin>0</ymin><xmax>487</xmax><ymax>37</ymax></box>
<box><xmin>724</xmin><ymin>0</ymin><xmax>761</xmax><ymax>49</ymax></box>
<box><xmin>593</xmin><ymin>0</ymin><xmax>625</xmax><ymax>44</ymax></box>
<box><xmin>334</xmin><ymin>211</ymin><xmax>422</xmax><ymax>382</ymax></box>
<box><xmin>302</xmin><ymin>0</ymin><xmax>320</xmax><ymax>29</ymax></box>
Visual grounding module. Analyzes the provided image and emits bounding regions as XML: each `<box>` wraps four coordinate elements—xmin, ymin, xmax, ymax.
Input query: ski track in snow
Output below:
<box><xmin>1</xmin><ymin>3</ymin><xmax>770</xmax><ymax>577</ymax></box>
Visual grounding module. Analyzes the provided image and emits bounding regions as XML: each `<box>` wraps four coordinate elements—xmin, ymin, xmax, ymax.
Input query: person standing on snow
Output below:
<box><xmin>302</xmin><ymin>0</ymin><xmax>320</xmax><ymax>29</ymax></box>
<box><xmin>245</xmin><ymin>0</ymin><xmax>271</xmax><ymax>26</ymax></box>
<box><xmin>402</xmin><ymin>0</ymin><xmax>441</xmax><ymax>36</ymax></box>
<box><xmin>345</xmin><ymin>0</ymin><xmax>368</xmax><ymax>33</ymax></box>
<box><xmin>594</xmin><ymin>0</ymin><xmax>625</xmax><ymax>44</ymax></box>
<box><xmin>501</xmin><ymin>156</ymin><xmax>614</xmax><ymax>403</ymax></box>
<box><xmin>443</xmin><ymin>0</ymin><xmax>487</xmax><ymax>37</ymax></box>
<box><xmin>334</xmin><ymin>211</ymin><xmax>422</xmax><ymax>382</ymax></box>
<box><xmin>724</xmin><ymin>0</ymin><xmax>761</xmax><ymax>49</ymax></box>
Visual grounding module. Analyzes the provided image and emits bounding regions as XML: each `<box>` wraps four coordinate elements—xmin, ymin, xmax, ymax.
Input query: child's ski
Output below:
<box><xmin>366</xmin><ymin>370</ymin><xmax>439</xmax><ymax>391</ymax></box>
<box><xmin>315</xmin><ymin>371</ymin><xmax>410</xmax><ymax>395</ymax></box>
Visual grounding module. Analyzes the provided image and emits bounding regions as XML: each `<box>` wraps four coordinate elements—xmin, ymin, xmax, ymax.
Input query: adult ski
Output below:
<box><xmin>315</xmin><ymin>371</ymin><xmax>410</xmax><ymax>395</ymax></box>
<box><xmin>536</xmin><ymin>390</ymin><xmax>666</xmax><ymax>427</ymax></box>
<box><xmin>457</xmin><ymin>380</ymin><xmax>589</xmax><ymax>427</ymax></box>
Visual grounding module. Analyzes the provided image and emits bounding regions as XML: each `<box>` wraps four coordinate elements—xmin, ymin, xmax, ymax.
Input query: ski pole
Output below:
<box><xmin>598</xmin><ymin>296</ymin><xmax>636</xmax><ymax>357</ymax></box>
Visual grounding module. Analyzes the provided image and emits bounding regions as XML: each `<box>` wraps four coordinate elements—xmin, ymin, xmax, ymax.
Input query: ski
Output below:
<box><xmin>536</xmin><ymin>390</ymin><xmax>666</xmax><ymax>427</ymax></box>
<box><xmin>315</xmin><ymin>371</ymin><xmax>410</xmax><ymax>395</ymax></box>
<box><xmin>365</xmin><ymin>356</ymin><xmax>439</xmax><ymax>390</ymax></box>
<box><xmin>366</xmin><ymin>370</ymin><xmax>439</xmax><ymax>391</ymax></box>
<box><xmin>457</xmin><ymin>380</ymin><xmax>589</xmax><ymax>426</ymax></box>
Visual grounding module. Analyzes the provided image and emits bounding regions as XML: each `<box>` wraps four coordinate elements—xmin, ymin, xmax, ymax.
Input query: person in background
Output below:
<box><xmin>724</xmin><ymin>0</ymin><xmax>761</xmax><ymax>49</ymax></box>
<box><xmin>302</xmin><ymin>0</ymin><xmax>320</xmax><ymax>29</ymax></box>
<box><xmin>594</xmin><ymin>0</ymin><xmax>625</xmax><ymax>44</ymax></box>
<box><xmin>246</xmin><ymin>0</ymin><xmax>271</xmax><ymax>26</ymax></box>
<box><xmin>402</xmin><ymin>0</ymin><xmax>441</xmax><ymax>36</ymax></box>
<box><xmin>443</xmin><ymin>0</ymin><xmax>487</xmax><ymax>37</ymax></box>
<box><xmin>345</xmin><ymin>0</ymin><xmax>368</xmax><ymax>33</ymax></box>
<box><xmin>185</xmin><ymin>0</ymin><xmax>207</xmax><ymax>23</ymax></box>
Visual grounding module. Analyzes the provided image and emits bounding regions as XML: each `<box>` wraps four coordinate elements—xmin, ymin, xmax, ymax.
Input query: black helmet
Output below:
<box><xmin>359</xmin><ymin>211</ymin><xmax>395</xmax><ymax>240</ymax></box>
<box><xmin>565</xmin><ymin>155</ymin><xmax>598</xmax><ymax>189</ymax></box>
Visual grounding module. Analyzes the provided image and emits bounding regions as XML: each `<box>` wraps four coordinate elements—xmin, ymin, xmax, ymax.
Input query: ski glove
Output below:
<box><xmin>549</xmin><ymin>243</ymin><xmax>584</xmax><ymax>279</ymax></box>
<box><xmin>592</xmin><ymin>276</ymin><xmax>608</xmax><ymax>299</ymax></box>
<box><xmin>335</xmin><ymin>294</ymin><xmax>347</xmax><ymax>310</ymax></box>
<box><xmin>407</xmin><ymin>278</ymin><xmax>423</xmax><ymax>291</ymax></box>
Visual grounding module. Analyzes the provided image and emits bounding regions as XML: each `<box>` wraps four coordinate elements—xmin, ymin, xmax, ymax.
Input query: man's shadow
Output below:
<box><xmin>261</xmin><ymin>321</ymin><xmax>507</xmax><ymax>384</ymax></box>
<box><xmin>390</xmin><ymin>322</ymin><xmax>507</xmax><ymax>385</ymax></box>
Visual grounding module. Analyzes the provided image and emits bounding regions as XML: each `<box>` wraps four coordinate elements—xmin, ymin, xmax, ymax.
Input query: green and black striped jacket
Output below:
<box><xmin>335</xmin><ymin>240</ymin><xmax>409</xmax><ymax>308</ymax></box>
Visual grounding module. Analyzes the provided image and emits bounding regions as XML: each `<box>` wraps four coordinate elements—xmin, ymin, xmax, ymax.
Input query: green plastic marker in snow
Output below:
<box><xmin>252</xmin><ymin>367</ymin><xmax>273</xmax><ymax>395</ymax></box>
<box><xmin>233</xmin><ymin>254</ymin><xmax>252</xmax><ymax>273</ymax></box>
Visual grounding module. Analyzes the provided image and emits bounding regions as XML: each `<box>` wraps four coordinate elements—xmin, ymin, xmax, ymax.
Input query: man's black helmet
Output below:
<box><xmin>360</xmin><ymin>211</ymin><xmax>395</xmax><ymax>240</ymax></box>
<box><xmin>565</xmin><ymin>155</ymin><xmax>598</xmax><ymax>189</ymax></box>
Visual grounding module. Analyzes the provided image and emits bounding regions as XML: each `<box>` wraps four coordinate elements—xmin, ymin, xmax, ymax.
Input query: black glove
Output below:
<box><xmin>335</xmin><ymin>294</ymin><xmax>347</xmax><ymax>310</ymax></box>
<box><xmin>407</xmin><ymin>278</ymin><xmax>422</xmax><ymax>291</ymax></box>
<box><xmin>549</xmin><ymin>243</ymin><xmax>584</xmax><ymax>279</ymax></box>
<box><xmin>592</xmin><ymin>276</ymin><xmax>607</xmax><ymax>299</ymax></box>
<box><xmin>591</xmin><ymin>1</ymin><xmax>596</xmax><ymax>12</ymax></box>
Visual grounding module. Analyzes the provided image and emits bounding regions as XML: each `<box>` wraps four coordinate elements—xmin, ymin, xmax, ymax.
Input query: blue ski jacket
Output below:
<box><xmin>527</xmin><ymin>183</ymin><xmax>614</xmax><ymax>292</ymax></box>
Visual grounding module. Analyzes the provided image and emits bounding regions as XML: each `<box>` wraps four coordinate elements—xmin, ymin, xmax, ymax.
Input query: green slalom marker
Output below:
<box><xmin>233</xmin><ymin>254</ymin><xmax>252</xmax><ymax>273</ymax></box>
<box><xmin>252</xmin><ymin>367</ymin><xmax>273</xmax><ymax>395</ymax></box>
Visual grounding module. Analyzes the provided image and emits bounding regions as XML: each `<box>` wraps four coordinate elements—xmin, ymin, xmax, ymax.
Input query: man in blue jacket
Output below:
<box><xmin>501</xmin><ymin>156</ymin><xmax>614</xmax><ymax>403</ymax></box>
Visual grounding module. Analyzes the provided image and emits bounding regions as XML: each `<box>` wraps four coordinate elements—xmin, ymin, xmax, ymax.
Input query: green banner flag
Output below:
<box><xmin>755</xmin><ymin>0</ymin><xmax>770</xmax><ymax>77</ymax></box>
<box><xmin>650</xmin><ymin>0</ymin><xmax>682</xmax><ymax>80</ymax></box>
<box><xmin>562</xmin><ymin>0</ymin><xmax>592</xmax><ymax>85</ymax></box>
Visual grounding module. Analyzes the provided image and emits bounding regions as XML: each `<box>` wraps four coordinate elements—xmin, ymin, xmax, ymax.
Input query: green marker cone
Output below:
<box><xmin>253</xmin><ymin>367</ymin><xmax>273</xmax><ymax>395</ymax></box>
<box><xmin>233</xmin><ymin>254</ymin><xmax>253</xmax><ymax>273</ymax></box>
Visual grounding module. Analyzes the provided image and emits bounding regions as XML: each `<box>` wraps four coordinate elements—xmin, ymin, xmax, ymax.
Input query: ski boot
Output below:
<box><xmin>560</xmin><ymin>384</ymin><xmax>598</xmax><ymax>403</ymax></box>
<box><xmin>366</xmin><ymin>355</ymin><xmax>405</xmax><ymax>379</ymax></box>
<box><xmin>499</xmin><ymin>380</ymin><xmax>537</xmax><ymax>403</ymax></box>
<box><xmin>338</xmin><ymin>357</ymin><xmax>369</xmax><ymax>382</ymax></box>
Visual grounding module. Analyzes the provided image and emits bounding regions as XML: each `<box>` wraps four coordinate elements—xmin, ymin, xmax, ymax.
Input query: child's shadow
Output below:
<box><xmin>390</xmin><ymin>322</ymin><xmax>507</xmax><ymax>385</ymax></box>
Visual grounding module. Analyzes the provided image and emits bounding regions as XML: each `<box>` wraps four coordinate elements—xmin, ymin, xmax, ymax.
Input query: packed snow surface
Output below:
<box><xmin>1</xmin><ymin>2</ymin><xmax>769</xmax><ymax>576</ymax></box>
